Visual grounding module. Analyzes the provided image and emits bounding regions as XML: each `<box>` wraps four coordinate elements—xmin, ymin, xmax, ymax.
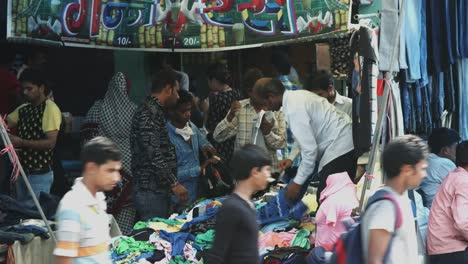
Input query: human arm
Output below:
<box><xmin>54</xmin><ymin>208</ymin><xmax>81</xmax><ymax>263</ymax></box>
<box><xmin>365</xmin><ymin>201</ymin><xmax>396</xmax><ymax>264</ymax></box>
<box><xmin>55</xmin><ymin>256</ymin><xmax>73</xmax><ymax>264</ymax></box>
<box><xmin>263</xmin><ymin>111</ymin><xmax>287</xmax><ymax>150</ymax></box>
<box><xmin>9</xmin><ymin>130</ymin><xmax>59</xmax><ymax>150</ymax></box>
<box><xmin>212</xmin><ymin>110</ymin><xmax>239</xmax><ymax>143</ymax></box>
<box><xmin>452</xmin><ymin>180</ymin><xmax>468</xmax><ymax>240</ymax></box>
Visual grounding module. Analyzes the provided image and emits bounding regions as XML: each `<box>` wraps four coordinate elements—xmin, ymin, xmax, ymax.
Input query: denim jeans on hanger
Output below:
<box><xmin>405</xmin><ymin>0</ymin><xmax>422</xmax><ymax>81</ymax></box>
<box><xmin>415</xmin><ymin>82</ymin><xmax>423</xmax><ymax>133</ymax></box>
<box><xmin>458</xmin><ymin>59</ymin><xmax>468</xmax><ymax>140</ymax></box>
<box><xmin>420</xmin><ymin>0</ymin><xmax>429</xmax><ymax>86</ymax></box>
<box><xmin>399</xmin><ymin>71</ymin><xmax>411</xmax><ymax>132</ymax></box>
<box><xmin>443</xmin><ymin>0</ymin><xmax>455</xmax><ymax>65</ymax></box>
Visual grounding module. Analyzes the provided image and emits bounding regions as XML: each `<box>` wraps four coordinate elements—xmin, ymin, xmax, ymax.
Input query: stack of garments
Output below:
<box><xmin>109</xmin><ymin>191</ymin><xmax>320</xmax><ymax>264</ymax></box>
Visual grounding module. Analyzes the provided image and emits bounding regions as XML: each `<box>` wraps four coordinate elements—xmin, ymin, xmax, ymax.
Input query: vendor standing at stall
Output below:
<box><xmin>255</xmin><ymin>78</ymin><xmax>355</xmax><ymax>203</ymax></box>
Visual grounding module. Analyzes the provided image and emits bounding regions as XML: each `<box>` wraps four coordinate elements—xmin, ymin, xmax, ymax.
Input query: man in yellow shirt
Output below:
<box><xmin>7</xmin><ymin>68</ymin><xmax>62</xmax><ymax>208</ymax></box>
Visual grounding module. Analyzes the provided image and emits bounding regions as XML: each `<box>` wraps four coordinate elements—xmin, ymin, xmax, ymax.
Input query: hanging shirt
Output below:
<box><xmin>282</xmin><ymin>90</ymin><xmax>354</xmax><ymax>185</ymax></box>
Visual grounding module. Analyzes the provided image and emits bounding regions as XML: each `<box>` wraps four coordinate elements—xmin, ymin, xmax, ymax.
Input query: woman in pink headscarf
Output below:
<box><xmin>314</xmin><ymin>172</ymin><xmax>359</xmax><ymax>248</ymax></box>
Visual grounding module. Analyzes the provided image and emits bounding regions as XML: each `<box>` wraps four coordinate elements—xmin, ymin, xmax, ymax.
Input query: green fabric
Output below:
<box><xmin>194</xmin><ymin>230</ymin><xmax>215</xmax><ymax>250</ymax></box>
<box><xmin>133</xmin><ymin>218</ymin><xmax>183</xmax><ymax>230</ymax></box>
<box><xmin>169</xmin><ymin>255</ymin><xmax>192</xmax><ymax>264</ymax></box>
<box><xmin>116</xmin><ymin>237</ymin><xmax>155</xmax><ymax>255</ymax></box>
<box><xmin>291</xmin><ymin>229</ymin><xmax>311</xmax><ymax>250</ymax></box>
<box><xmin>133</xmin><ymin>221</ymin><xmax>148</xmax><ymax>230</ymax></box>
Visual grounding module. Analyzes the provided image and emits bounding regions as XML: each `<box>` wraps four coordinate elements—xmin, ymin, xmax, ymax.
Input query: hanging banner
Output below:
<box><xmin>7</xmin><ymin>0</ymin><xmax>350</xmax><ymax>51</ymax></box>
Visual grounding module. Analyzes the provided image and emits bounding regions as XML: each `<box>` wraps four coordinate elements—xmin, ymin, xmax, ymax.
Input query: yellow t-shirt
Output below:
<box><xmin>8</xmin><ymin>99</ymin><xmax>62</xmax><ymax>171</ymax></box>
<box><xmin>8</xmin><ymin>99</ymin><xmax>62</xmax><ymax>132</ymax></box>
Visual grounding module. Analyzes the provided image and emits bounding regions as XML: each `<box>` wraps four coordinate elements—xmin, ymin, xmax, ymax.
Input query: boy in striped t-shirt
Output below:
<box><xmin>54</xmin><ymin>137</ymin><xmax>122</xmax><ymax>264</ymax></box>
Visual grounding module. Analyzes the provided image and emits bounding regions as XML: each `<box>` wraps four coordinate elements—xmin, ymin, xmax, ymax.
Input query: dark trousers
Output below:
<box><xmin>430</xmin><ymin>248</ymin><xmax>468</xmax><ymax>264</ymax></box>
<box><xmin>316</xmin><ymin>150</ymin><xmax>357</xmax><ymax>204</ymax></box>
<box><xmin>134</xmin><ymin>190</ymin><xmax>171</xmax><ymax>221</ymax></box>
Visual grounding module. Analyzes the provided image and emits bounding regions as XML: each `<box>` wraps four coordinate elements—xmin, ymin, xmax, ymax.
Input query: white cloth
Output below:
<box><xmin>361</xmin><ymin>187</ymin><xmax>419</xmax><ymax>264</ymax></box>
<box><xmin>175</xmin><ymin>123</ymin><xmax>195</xmax><ymax>141</ymax></box>
<box><xmin>282</xmin><ymin>90</ymin><xmax>354</xmax><ymax>185</ymax></box>
<box><xmin>333</xmin><ymin>92</ymin><xmax>353</xmax><ymax>118</ymax></box>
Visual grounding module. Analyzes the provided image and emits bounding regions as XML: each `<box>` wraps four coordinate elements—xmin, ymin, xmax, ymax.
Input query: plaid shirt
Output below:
<box><xmin>213</xmin><ymin>99</ymin><xmax>286</xmax><ymax>172</ymax></box>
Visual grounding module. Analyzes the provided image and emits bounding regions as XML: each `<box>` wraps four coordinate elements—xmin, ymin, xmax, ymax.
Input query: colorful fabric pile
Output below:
<box><xmin>109</xmin><ymin>192</ymin><xmax>319</xmax><ymax>264</ymax></box>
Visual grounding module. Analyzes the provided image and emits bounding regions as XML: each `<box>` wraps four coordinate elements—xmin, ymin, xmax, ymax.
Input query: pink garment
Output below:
<box><xmin>427</xmin><ymin>167</ymin><xmax>468</xmax><ymax>255</ymax></box>
<box><xmin>259</xmin><ymin>230</ymin><xmax>296</xmax><ymax>248</ymax></box>
<box><xmin>315</xmin><ymin>172</ymin><xmax>358</xmax><ymax>247</ymax></box>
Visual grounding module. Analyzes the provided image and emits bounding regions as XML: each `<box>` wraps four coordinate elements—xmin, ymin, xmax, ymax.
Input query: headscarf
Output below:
<box><xmin>98</xmin><ymin>72</ymin><xmax>138</xmax><ymax>174</ymax></box>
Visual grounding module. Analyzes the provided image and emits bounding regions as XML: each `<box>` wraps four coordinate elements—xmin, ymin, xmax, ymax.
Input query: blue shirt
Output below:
<box><xmin>418</xmin><ymin>153</ymin><xmax>456</xmax><ymax>208</ymax></box>
<box><xmin>279</xmin><ymin>75</ymin><xmax>299</xmax><ymax>91</ymax></box>
<box><xmin>167</xmin><ymin>122</ymin><xmax>212</xmax><ymax>182</ymax></box>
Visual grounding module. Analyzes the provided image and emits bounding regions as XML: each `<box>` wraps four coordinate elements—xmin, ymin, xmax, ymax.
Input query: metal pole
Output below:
<box><xmin>0</xmin><ymin>119</ymin><xmax>57</xmax><ymax>243</ymax></box>
<box><xmin>358</xmin><ymin>0</ymin><xmax>407</xmax><ymax>212</ymax></box>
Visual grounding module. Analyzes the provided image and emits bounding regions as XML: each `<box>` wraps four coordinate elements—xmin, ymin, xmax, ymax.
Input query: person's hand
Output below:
<box><xmin>227</xmin><ymin>101</ymin><xmax>241</xmax><ymax>122</ymax></box>
<box><xmin>202</xmin><ymin>146</ymin><xmax>217</xmax><ymax>159</ymax></box>
<box><xmin>260</xmin><ymin>115</ymin><xmax>274</xmax><ymax>135</ymax></box>
<box><xmin>285</xmin><ymin>182</ymin><xmax>302</xmax><ymax>201</ymax></box>
<box><xmin>172</xmin><ymin>183</ymin><xmax>189</xmax><ymax>204</ymax></box>
<box><xmin>201</xmin><ymin>157</ymin><xmax>220</xmax><ymax>171</ymax></box>
<box><xmin>278</xmin><ymin>159</ymin><xmax>293</xmax><ymax>170</ymax></box>
<box><xmin>8</xmin><ymin>134</ymin><xmax>22</xmax><ymax>147</ymax></box>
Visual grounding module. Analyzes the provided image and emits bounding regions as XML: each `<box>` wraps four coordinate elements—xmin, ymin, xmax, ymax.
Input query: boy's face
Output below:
<box><xmin>403</xmin><ymin>160</ymin><xmax>428</xmax><ymax>189</ymax></box>
<box><xmin>252</xmin><ymin>165</ymin><xmax>272</xmax><ymax>191</ymax></box>
<box><xmin>170</xmin><ymin>102</ymin><xmax>192</xmax><ymax>125</ymax></box>
<box><xmin>88</xmin><ymin>160</ymin><xmax>122</xmax><ymax>192</ymax></box>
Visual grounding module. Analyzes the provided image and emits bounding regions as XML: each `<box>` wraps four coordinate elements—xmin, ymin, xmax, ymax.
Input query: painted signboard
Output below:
<box><xmin>7</xmin><ymin>0</ymin><xmax>351</xmax><ymax>50</ymax></box>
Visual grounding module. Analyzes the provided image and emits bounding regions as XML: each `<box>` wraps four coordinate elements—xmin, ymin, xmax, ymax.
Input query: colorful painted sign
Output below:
<box><xmin>7</xmin><ymin>0</ymin><xmax>351</xmax><ymax>50</ymax></box>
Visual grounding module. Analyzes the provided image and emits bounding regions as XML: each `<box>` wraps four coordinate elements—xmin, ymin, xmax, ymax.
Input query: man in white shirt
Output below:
<box><xmin>305</xmin><ymin>70</ymin><xmax>352</xmax><ymax>117</ymax></box>
<box><xmin>362</xmin><ymin>135</ymin><xmax>428</xmax><ymax>264</ymax></box>
<box><xmin>254</xmin><ymin>78</ymin><xmax>355</xmax><ymax>202</ymax></box>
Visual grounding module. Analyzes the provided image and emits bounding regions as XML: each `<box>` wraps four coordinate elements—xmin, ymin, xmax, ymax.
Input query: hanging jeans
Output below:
<box><xmin>405</xmin><ymin>0</ymin><xmax>422</xmax><ymax>81</ymax></box>
<box><xmin>419</xmin><ymin>0</ymin><xmax>429</xmax><ymax>86</ymax></box>
<box><xmin>458</xmin><ymin>59</ymin><xmax>468</xmax><ymax>140</ymax></box>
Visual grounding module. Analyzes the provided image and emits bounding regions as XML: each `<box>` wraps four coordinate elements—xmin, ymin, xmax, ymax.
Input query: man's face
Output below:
<box><xmin>311</xmin><ymin>86</ymin><xmax>335</xmax><ymax>103</ymax></box>
<box><xmin>21</xmin><ymin>82</ymin><xmax>44</xmax><ymax>103</ymax></box>
<box><xmin>165</xmin><ymin>80</ymin><xmax>180</xmax><ymax>107</ymax></box>
<box><xmin>405</xmin><ymin>160</ymin><xmax>428</xmax><ymax>189</ymax></box>
<box><xmin>93</xmin><ymin>160</ymin><xmax>122</xmax><ymax>192</ymax></box>
<box><xmin>442</xmin><ymin>143</ymin><xmax>458</xmax><ymax>162</ymax></box>
<box><xmin>252</xmin><ymin>165</ymin><xmax>272</xmax><ymax>191</ymax></box>
<box><xmin>266</xmin><ymin>95</ymin><xmax>282</xmax><ymax>111</ymax></box>
<box><xmin>173</xmin><ymin>102</ymin><xmax>192</xmax><ymax>125</ymax></box>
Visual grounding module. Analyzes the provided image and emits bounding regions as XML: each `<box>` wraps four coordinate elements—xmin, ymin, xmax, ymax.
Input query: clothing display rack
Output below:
<box><xmin>358</xmin><ymin>0</ymin><xmax>407</xmax><ymax>211</ymax></box>
<box><xmin>0</xmin><ymin>117</ymin><xmax>56</xmax><ymax>243</ymax></box>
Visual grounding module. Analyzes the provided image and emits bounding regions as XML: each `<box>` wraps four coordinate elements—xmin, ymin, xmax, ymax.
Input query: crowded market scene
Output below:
<box><xmin>1</xmin><ymin>0</ymin><xmax>468</xmax><ymax>263</ymax></box>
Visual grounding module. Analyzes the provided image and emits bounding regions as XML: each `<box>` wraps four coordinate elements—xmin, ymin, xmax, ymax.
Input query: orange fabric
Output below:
<box><xmin>56</xmin><ymin>241</ymin><xmax>79</xmax><ymax>250</ymax></box>
<box><xmin>77</xmin><ymin>243</ymin><xmax>109</xmax><ymax>257</ymax></box>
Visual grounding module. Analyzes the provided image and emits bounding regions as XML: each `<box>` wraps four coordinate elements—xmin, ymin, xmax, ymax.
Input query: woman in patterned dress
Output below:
<box><xmin>204</xmin><ymin>63</ymin><xmax>240</xmax><ymax>163</ymax></box>
<box><xmin>82</xmin><ymin>72</ymin><xmax>137</xmax><ymax>233</ymax></box>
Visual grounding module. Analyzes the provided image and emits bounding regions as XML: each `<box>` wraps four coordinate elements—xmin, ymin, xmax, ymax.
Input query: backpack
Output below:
<box><xmin>329</xmin><ymin>189</ymin><xmax>403</xmax><ymax>264</ymax></box>
<box><xmin>199</xmin><ymin>157</ymin><xmax>234</xmax><ymax>198</ymax></box>
<box><xmin>263</xmin><ymin>246</ymin><xmax>310</xmax><ymax>264</ymax></box>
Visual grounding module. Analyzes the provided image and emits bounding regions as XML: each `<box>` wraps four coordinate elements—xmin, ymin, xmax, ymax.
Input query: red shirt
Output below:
<box><xmin>0</xmin><ymin>67</ymin><xmax>19</xmax><ymax>116</ymax></box>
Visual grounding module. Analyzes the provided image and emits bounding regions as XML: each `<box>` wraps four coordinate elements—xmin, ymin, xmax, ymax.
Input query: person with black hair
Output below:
<box><xmin>204</xmin><ymin>62</ymin><xmax>240</xmax><ymax>163</ymax></box>
<box><xmin>271</xmin><ymin>50</ymin><xmax>299</xmax><ymax>91</ymax></box>
<box><xmin>167</xmin><ymin>90</ymin><xmax>217</xmax><ymax>209</ymax></box>
<box><xmin>427</xmin><ymin>140</ymin><xmax>468</xmax><ymax>263</ymax></box>
<box><xmin>254</xmin><ymin>78</ymin><xmax>355</xmax><ymax>204</ymax></box>
<box><xmin>305</xmin><ymin>70</ymin><xmax>352</xmax><ymax>117</ymax></box>
<box><xmin>205</xmin><ymin>144</ymin><xmax>272</xmax><ymax>264</ymax></box>
<box><xmin>214</xmin><ymin>76</ymin><xmax>286</xmax><ymax>177</ymax></box>
<box><xmin>418</xmin><ymin>128</ymin><xmax>460</xmax><ymax>208</ymax></box>
<box><xmin>7</xmin><ymin>67</ymin><xmax>62</xmax><ymax>209</ymax></box>
<box><xmin>54</xmin><ymin>137</ymin><xmax>121</xmax><ymax>264</ymax></box>
<box><xmin>362</xmin><ymin>135</ymin><xmax>429</xmax><ymax>264</ymax></box>
<box><xmin>130</xmin><ymin>68</ymin><xmax>187</xmax><ymax>220</ymax></box>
